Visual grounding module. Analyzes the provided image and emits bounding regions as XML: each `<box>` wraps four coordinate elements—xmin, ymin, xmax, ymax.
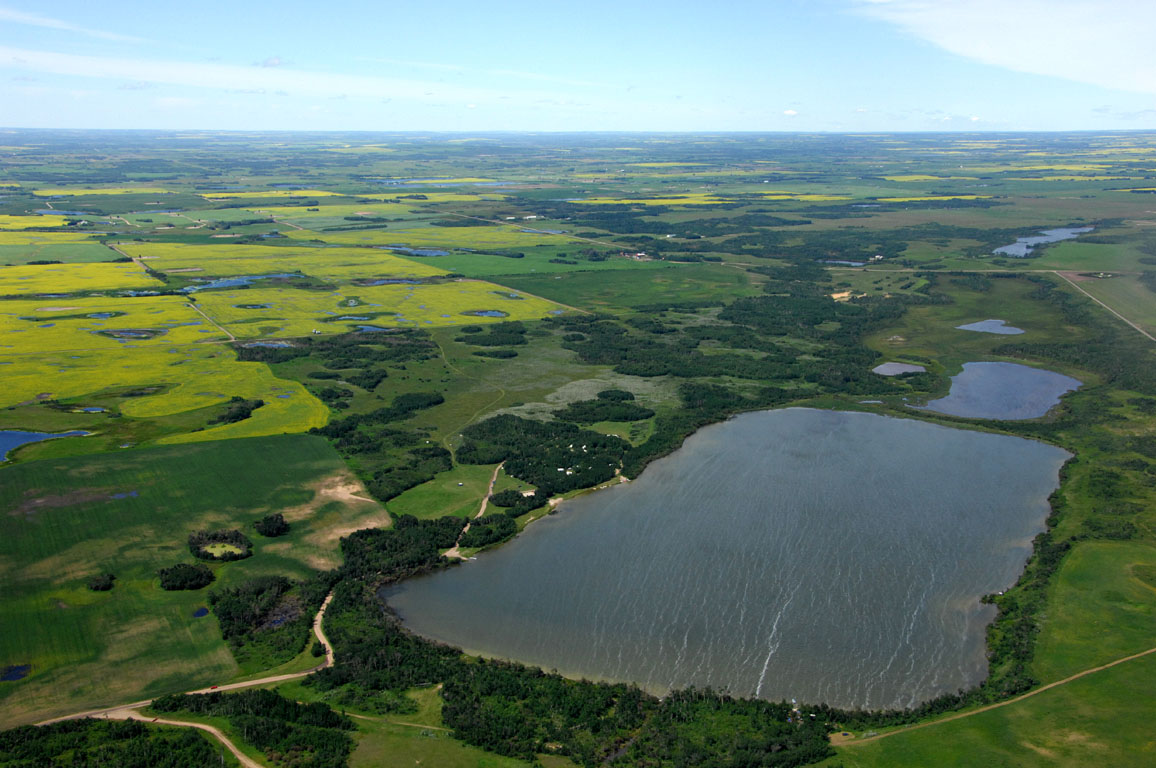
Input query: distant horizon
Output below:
<box><xmin>5</xmin><ymin>127</ymin><xmax>1156</xmax><ymax>136</ymax></box>
<box><xmin>3</xmin><ymin>0</ymin><xmax>1154</xmax><ymax>133</ymax></box>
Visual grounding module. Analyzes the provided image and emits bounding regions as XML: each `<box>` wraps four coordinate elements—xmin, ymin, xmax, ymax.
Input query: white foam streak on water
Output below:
<box><xmin>385</xmin><ymin>409</ymin><xmax>1070</xmax><ymax>709</ymax></box>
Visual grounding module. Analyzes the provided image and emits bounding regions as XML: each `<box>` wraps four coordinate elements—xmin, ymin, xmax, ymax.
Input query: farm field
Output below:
<box><xmin>0</xmin><ymin>435</ymin><xmax>388</xmax><ymax>727</ymax></box>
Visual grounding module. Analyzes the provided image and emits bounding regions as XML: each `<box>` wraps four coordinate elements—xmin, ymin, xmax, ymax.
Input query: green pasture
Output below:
<box><xmin>0</xmin><ymin>435</ymin><xmax>388</xmax><ymax>727</ymax></box>
<box><xmin>0</xmin><ymin>242</ymin><xmax>116</xmax><ymax>265</ymax></box>
<box><xmin>500</xmin><ymin>262</ymin><xmax>760</xmax><ymax>311</ymax></box>
<box><xmin>1065</xmin><ymin>273</ymin><xmax>1156</xmax><ymax>336</ymax></box>
<box><xmin>1032</xmin><ymin>541</ymin><xmax>1156</xmax><ymax>683</ymax></box>
<box><xmin>390</xmin><ymin>247</ymin><xmax>671</xmax><ymax>278</ymax></box>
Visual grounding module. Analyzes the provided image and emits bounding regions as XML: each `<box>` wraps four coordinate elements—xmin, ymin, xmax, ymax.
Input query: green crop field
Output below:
<box><xmin>0</xmin><ymin>435</ymin><xmax>389</xmax><ymax>726</ymax></box>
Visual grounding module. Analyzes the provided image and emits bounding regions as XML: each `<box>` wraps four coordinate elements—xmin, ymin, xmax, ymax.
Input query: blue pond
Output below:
<box><xmin>1</xmin><ymin>665</ymin><xmax>31</xmax><ymax>682</ymax></box>
<box><xmin>1</xmin><ymin>430</ymin><xmax>88</xmax><ymax>461</ymax></box>
<box><xmin>386</xmin><ymin>246</ymin><xmax>450</xmax><ymax>257</ymax></box>
<box><xmin>181</xmin><ymin>273</ymin><xmax>300</xmax><ymax>293</ymax></box>
<box><xmin>110</xmin><ymin>491</ymin><xmax>139</xmax><ymax>500</ymax></box>
<box><xmin>193</xmin><ymin>607</ymin><xmax>209</xmax><ymax>618</ymax></box>
<box><xmin>462</xmin><ymin>310</ymin><xmax>508</xmax><ymax>318</ymax></box>
<box><xmin>78</xmin><ymin>407</ymin><xmax>106</xmax><ymax>413</ymax></box>
<box><xmin>355</xmin><ymin>325</ymin><xmax>391</xmax><ymax>332</ymax></box>
<box><xmin>917</xmin><ymin>362</ymin><xmax>1082</xmax><ymax>420</ymax></box>
<box><xmin>956</xmin><ymin>319</ymin><xmax>1024</xmax><ymax>335</ymax></box>
<box><xmin>993</xmin><ymin>227</ymin><xmax>1093</xmax><ymax>258</ymax></box>
<box><xmin>358</xmin><ymin>279</ymin><xmax>420</xmax><ymax>286</ymax></box>
<box><xmin>242</xmin><ymin>341</ymin><xmax>292</xmax><ymax>348</ymax></box>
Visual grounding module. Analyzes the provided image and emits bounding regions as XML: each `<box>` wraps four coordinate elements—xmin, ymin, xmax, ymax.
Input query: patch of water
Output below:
<box><xmin>993</xmin><ymin>227</ymin><xmax>1093</xmax><ymax>258</ymax></box>
<box><xmin>1</xmin><ymin>665</ymin><xmax>31</xmax><ymax>682</ymax></box>
<box><xmin>1</xmin><ymin>430</ymin><xmax>90</xmax><ymax>461</ymax></box>
<box><xmin>873</xmin><ymin>362</ymin><xmax>926</xmax><ymax>376</ymax></box>
<box><xmin>917</xmin><ymin>362</ymin><xmax>1081</xmax><ymax>420</ymax></box>
<box><xmin>955</xmin><ymin>319</ymin><xmax>1024</xmax><ymax>335</ymax></box>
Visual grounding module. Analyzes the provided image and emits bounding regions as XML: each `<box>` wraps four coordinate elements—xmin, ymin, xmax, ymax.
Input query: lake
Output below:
<box><xmin>918</xmin><ymin>362</ymin><xmax>1081</xmax><ymax>420</ymax></box>
<box><xmin>1</xmin><ymin>430</ymin><xmax>89</xmax><ymax>461</ymax></box>
<box><xmin>993</xmin><ymin>227</ymin><xmax>1093</xmax><ymax>258</ymax></box>
<box><xmin>384</xmin><ymin>408</ymin><xmax>1070</xmax><ymax>709</ymax></box>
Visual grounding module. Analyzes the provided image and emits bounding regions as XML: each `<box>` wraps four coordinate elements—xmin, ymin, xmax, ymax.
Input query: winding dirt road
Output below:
<box><xmin>36</xmin><ymin>593</ymin><xmax>337</xmax><ymax>766</ymax></box>
<box><xmin>444</xmin><ymin>461</ymin><xmax>505</xmax><ymax>559</ymax></box>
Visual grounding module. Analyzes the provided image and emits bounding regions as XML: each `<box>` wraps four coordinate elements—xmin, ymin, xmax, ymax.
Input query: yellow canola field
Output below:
<box><xmin>0</xmin><ymin>295</ymin><xmax>327</xmax><ymax>441</ymax></box>
<box><xmin>194</xmin><ymin>281</ymin><xmax>562</xmax><ymax>339</ymax></box>
<box><xmin>200</xmin><ymin>189</ymin><xmax>348</xmax><ymax>199</ymax></box>
<box><xmin>0</xmin><ymin>261</ymin><xmax>162</xmax><ymax>296</ymax></box>
<box><xmin>877</xmin><ymin>195</ymin><xmax>993</xmax><ymax>202</ymax></box>
<box><xmin>580</xmin><ymin>191</ymin><xmax>850</xmax><ymax>205</ymax></box>
<box><xmin>882</xmin><ymin>175</ymin><xmax>980</xmax><ymax>182</ymax></box>
<box><xmin>1</xmin><ymin>345</ymin><xmax>326</xmax><ymax>443</ymax></box>
<box><xmin>284</xmin><ymin>223</ymin><xmax>561</xmax><ymax>249</ymax></box>
<box><xmin>32</xmin><ymin>187</ymin><xmax>172</xmax><ymax>196</ymax></box>
<box><xmin>0</xmin><ymin>231</ymin><xmax>101</xmax><ymax>245</ymax></box>
<box><xmin>118</xmin><ymin>243</ymin><xmax>449</xmax><ymax>280</ymax></box>
<box><xmin>0</xmin><ymin>214</ymin><xmax>72</xmax><ymax>229</ymax></box>
<box><xmin>0</xmin><ymin>296</ymin><xmax>224</xmax><ymax>353</ymax></box>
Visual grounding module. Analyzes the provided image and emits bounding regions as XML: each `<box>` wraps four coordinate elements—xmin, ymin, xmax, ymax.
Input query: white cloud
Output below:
<box><xmin>783</xmin><ymin>109</ymin><xmax>798</xmax><ymax>116</ymax></box>
<box><xmin>0</xmin><ymin>6</ymin><xmax>147</xmax><ymax>43</ymax></box>
<box><xmin>856</xmin><ymin>0</ymin><xmax>1156</xmax><ymax>96</ymax></box>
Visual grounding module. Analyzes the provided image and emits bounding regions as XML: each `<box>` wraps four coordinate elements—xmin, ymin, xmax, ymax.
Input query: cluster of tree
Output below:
<box><xmin>151</xmin><ymin>690</ymin><xmax>354</xmax><ymax>768</ymax></box>
<box><xmin>208</xmin><ymin>396</ymin><xmax>265</xmax><ymax>425</ymax></box>
<box><xmin>209</xmin><ymin>575</ymin><xmax>327</xmax><ymax>669</ymax></box>
<box><xmin>255</xmin><ymin>512</ymin><xmax>291</xmax><ymax>537</ymax></box>
<box><xmin>455</xmin><ymin>321</ymin><xmax>528</xmax><ymax>347</ymax></box>
<box><xmin>457</xmin><ymin>414</ymin><xmax>627</xmax><ymax>496</ymax></box>
<box><xmin>0</xmin><ymin>718</ymin><xmax>225</xmax><ymax>768</ymax></box>
<box><xmin>487</xmin><ymin>488</ymin><xmax>551</xmax><ymax>518</ymax></box>
<box><xmin>458</xmin><ymin>514</ymin><xmax>517</xmax><ymax>548</ymax></box>
<box><xmin>87</xmin><ymin>572</ymin><xmax>116</xmax><ymax>591</ymax></box>
<box><xmin>473</xmin><ymin>348</ymin><xmax>518</xmax><ymax>358</ymax></box>
<box><xmin>188</xmin><ymin>529</ymin><xmax>253</xmax><ymax>562</ymax></box>
<box><xmin>157</xmin><ymin>563</ymin><xmax>214</xmax><ymax>591</ymax></box>
<box><xmin>235</xmin><ymin>328</ymin><xmax>436</xmax><ymax>370</ymax></box>
<box><xmin>552</xmin><ymin>390</ymin><xmax>654</xmax><ymax>424</ymax></box>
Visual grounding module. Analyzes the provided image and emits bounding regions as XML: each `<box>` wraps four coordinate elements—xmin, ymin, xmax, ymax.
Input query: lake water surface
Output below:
<box><xmin>918</xmin><ymin>362</ymin><xmax>1081</xmax><ymax>420</ymax></box>
<box><xmin>384</xmin><ymin>408</ymin><xmax>1070</xmax><ymax>709</ymax></box>
<box><xmin>993</xmin><ymin>227</ymin><xmax>1093</xmax><ymax>258</ymax></box>
<box><xmin>1</xmin><ymin>430</ymin><xmax>89</xmax><ymax>461</ymax></box>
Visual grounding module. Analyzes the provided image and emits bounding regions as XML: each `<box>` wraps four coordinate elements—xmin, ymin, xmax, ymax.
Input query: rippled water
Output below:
<box><xmin>384</xmin><ymin>408</ymin><xmax>1070</xmax><ymax>709</ymax></box>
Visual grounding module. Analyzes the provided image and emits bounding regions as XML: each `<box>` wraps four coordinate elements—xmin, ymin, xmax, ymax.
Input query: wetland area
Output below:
<box><xmin>385</xmin><ymin>408</ymin><xmax>1071</xmax><ymax>709</ymax></box>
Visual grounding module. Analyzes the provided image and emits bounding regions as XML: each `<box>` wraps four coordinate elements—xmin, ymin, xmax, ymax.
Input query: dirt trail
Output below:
<box><xmin>839</xmin><ymin>644</ymin><xmax>1156</xmax><ymax>748</ymax></box>
<box><xmin>1053</xmin><ymin>270</ymin><xmax>1155</xmax><ymax>342</ymax></box>
<box><xmin>107</xmin><ymin>710</ymin><xmax>262</xmax><ymax>767</ymax></box>
<box><xmin>444</xmin><ymin>461</ymin><xmax>504</xmax><ymax>559</ymax></box>
<box><xmin>39</xmin><ymin>593</ymin><xmax>336</xmax><ymax>726</ymax></box>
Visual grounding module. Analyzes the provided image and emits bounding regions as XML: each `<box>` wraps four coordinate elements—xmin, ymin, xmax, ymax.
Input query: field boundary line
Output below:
<box><xmin>842</xmin><ymin>644</ymin><xmax>1156</xmax><ymax>747</ymax></box>
<box><xmin>1053</xmin><ymin>270</ymin><xmax>1155</xmax><ymax>342</ymax></box>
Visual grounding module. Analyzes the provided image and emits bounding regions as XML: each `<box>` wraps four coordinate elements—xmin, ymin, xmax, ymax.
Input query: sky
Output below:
<box><xmin>1</xmin><ymin>0</ymin><xmax>1154</xmax><ymax>132</ymax></box>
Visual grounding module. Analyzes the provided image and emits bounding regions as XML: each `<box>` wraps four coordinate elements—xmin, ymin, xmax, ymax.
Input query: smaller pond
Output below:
<box><xmin>180</xmin><ymin>273</ymin><xmax>300</xmax><ymax>293</ymax></box>
<box><xmin>916</xmin><ymin>362</ymin><xmax>1081</xmax><ymax>420</ymax></box>
<box><xmin>873</xmin><ymin>362</ymin><xmax>926</xmax><ymax>376</ymax></box>
<box><xmin>994</xmin><ymin>227</ymin><xmax>1093</xmax><ymax>258</ymax></box>
<box><xmin>234</xmin><ymin>303</ymin><xmax>272</xmax><ymax>310</ymax></box>
<box><xmin>77</xmin><ymin>407</ymin><xmax>106</xmax><ymax>413</ymax></box>
<box><xmin>462</xmin><ymin>310</ymin><xmax>508</xmax><ymax>318</ymax></box>
<box><xmin>957</xmin><ymin>319</ymin><xmax>1024</xmax><ymax>335</ymax></box>
<box><xmin>193</xmin><ymin>607</ymin><xmax>209</xmax><ymax>618</ymax></box>
<box><xmin>94</xmin><ymin>329</ymin><xmax>165</xmax><ymax>340</ymax></box>
<box><xmin>87</xmin><ymin>312</ymin><xmax>122</xmax><ymax>319</ymax></box>
<box><xmin>823</xmin><ymin>259</ymin><xmax>866</xmax><ymax>267</ymax></box>
<box><xmin>386</xmin><ymin>246</ymin><xmax>450</xmax><ymax>257</ymax></box>
<box><xmin>1</xmin><ymin>665</ymin><xmax>31</xmax><ymax>682</ymax></box>
<box><xmin>356</xmin><ymin>279</ymin><xmax>421</xmax><ymax>286</ymax></box>
<box><xmin>354</xmin><ymin>325</ymin><xmax>392</xmax><ymax>332</ymax></box>
<box><xmin>242</xmin><ymin>341</ymin><xmax>293</xmax><ymax>348</ymax></box>
<box><xmin>1</xmin><ymin>430</ymin><xmax>89</xmax><ymax>461</ymax></box>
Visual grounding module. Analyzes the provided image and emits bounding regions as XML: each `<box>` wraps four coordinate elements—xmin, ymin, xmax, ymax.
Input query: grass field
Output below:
<box><xmin>827</xmin><ymin>650</ymin><xmax>1156</xmax><ymax>767</ymax></box>
<box><xmin>1065</xmin><ymin>273</ymin><xmax>1156</xmax><ymax>336</ymax></box>
<box><xmin>0</xmin><ymin>435</ymin><xmax>388</xmax><ymax>727</ymax></box>
<box><xmin>0</xmin><ymin>242</ymin><xmax>119</xmax><ymax>265</ymax></box>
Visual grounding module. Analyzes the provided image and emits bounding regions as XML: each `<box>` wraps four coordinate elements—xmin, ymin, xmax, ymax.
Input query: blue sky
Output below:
<box><xmin>1</xmin><ymin>0</ymin><xmax>1153</xmax><ymax>131</ymax></box>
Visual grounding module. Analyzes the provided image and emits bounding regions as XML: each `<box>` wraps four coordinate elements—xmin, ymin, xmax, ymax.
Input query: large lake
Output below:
<box><xmin>384</xmin><ymin>408</ymin><xmax>1070</xmax><ymax>709</ymax></box>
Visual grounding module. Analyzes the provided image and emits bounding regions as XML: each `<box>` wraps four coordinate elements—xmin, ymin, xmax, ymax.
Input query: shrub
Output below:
<box><xmin>158</xmin><ymin>563</ymin><xmax>214</xmax><ymax>591</ymax></box>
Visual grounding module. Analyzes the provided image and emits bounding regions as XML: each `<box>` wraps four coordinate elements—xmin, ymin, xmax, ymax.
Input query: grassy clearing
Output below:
<box><xmin>1064</xmin><ymin>273</ymin><xmax>1156</xmax><ymax>335</ymax></box>
<box><xmin>0</xmin><ymin>242</ymin><xmax>118</xmax><ymax>265</ymax></box>
<box><xmin>0</xmin><ymin>435</ymin><xmax>387</xmax><ymax>727</ymax></box>
<box><xmin>826</xmin><ymin>651</ymin><xmax>1156</xmax><ymax>767</ymax></box>
<box><xmin>1031</xmin><ymin>541</ymin><xmax>1156</xmax><ymax>683</ymax></box>
<box><xmin>0</xmin><ymin>262</ymin><xmax>161</xmax><ymax>295</ymax></box>
<box><xmin>500</xmin><ymin>263</ymin><xmax>760</xmax><ymax>311</ymax></box>
<box><xmin>386</xmin><ymin>462</ymin><xmax>500</xmax><ymax>520</ymax></box>
<box><xmin>284</xmin><ymin>222</ymin><xmax>564</xmax><ymax>249</ymax></box>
